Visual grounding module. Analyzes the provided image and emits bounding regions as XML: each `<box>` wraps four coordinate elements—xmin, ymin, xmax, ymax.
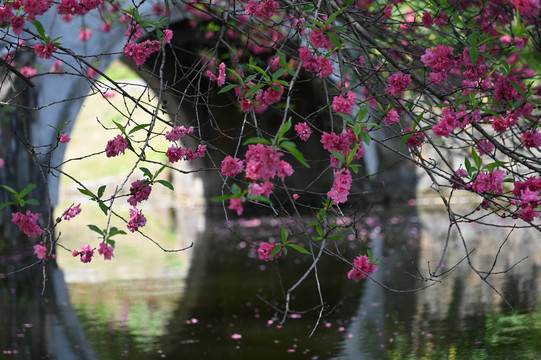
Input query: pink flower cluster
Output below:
<box><xmin>207</xmin><ymin>62</ymin><xmax>226</xmax><ymax>87</ymax></box>
<box><xmin>33</xmin><ymin>42</ymin><xmax>57</xmax><ymax>59</ymax></box>
<box><xmin>245</xmin><ymin>0</ymin><xmax>278</xmax><ymax>18</ymax></box>
<box><xmin>472</xmin><ymin>170</ymin><xmax>505</xmax><ymax>195</ymax></box>
<box><xmin>386</xmin><ymin>71</ymin><xmax>411</xmax><ymax>96</ymax></box>
<box><xmin>432</xmin><ymin>105</ymin><xmax>474</xmax><ymax>138</ymax></box>
<box><xmin>294</xmin><ymin>122</ymin><xmax>312</xmax><ymax>141</ymax></box>
<box><xmin>309</xmin><ymin>29</ymin><xmax>332</xmax><ymax>50</ymax></box>
<box><xmin>63</xmin><ymin>203</ymin><xmax>82</xmax><ymax>221</ymax></box>
<box><xmin>105</xmin><ymin>135</ymin><xmax>128</xmax><ymax>157</ymax></box>
<box><xmin>58</xmin><ymin>0</ymin><xmax>104</xmax><ymax>16</ymax></box>
<box><xmin>298</xmin><ymin>47</ymin><xmax>334</xmax><ymax>78</ymax></box>
<box><xmin>228</xmin><ymin>198</ymin><xmax>244</xmax><ymax>216</ymax></box>
<box><xmin>124</xmin><ymin>40</ymin><xmax>161</xmax><ymax>67</ymax></box>
<box><xmin>33</xmin><ymin>244</ymin><xmax>47</xmax><ymax>260</ymax></box>
<box><xmin>165</xmin><ymin>125</ymin><xmax>193</xmax><ymax>141</ymax></box>
<box><xmin>245</xmin><ymin>144</ymin><xmax>291</xmax><ymax>181</ymax></box>
<box><xmin>347</xmin><ymin>254</ymin><xmax>378</xmax><ymax>280</ymax></box>
<box><xmin>249</xmin><ymin>181</ymin><xmax>274</xmax><ymax>197</ymax></box>
<box><xmin>166</xmin><ymin>144</ymin><xmax>206</xmax><ymax>163</ymax></box>
<box><xmin>80</xmin><ymin>243</ymin><xmax>94</xmax><ymax>263</ymax></box>
<box><xmin>521</xmin><ymin>130</ymin><xmax>541</xmax><ymax>149</ymax></box>
<box><xmin>128</xmin><ymin>179</ymin><xmax>152</xmax><ymax>206</ymax></box>
<box><xmin>513</xmin><ymin>176</ymin><xmax>541</xmax><ymax>222</ymax></box>
<box><xmin>127</xmin><ymin>207</ymin><xmax>147</xmax><ymax>232</ymax></box>
<box><xmin>384</xmin><ymin>109</ymin><xmax>400</xmax><ymax>126</ymax></box>
<box><xmin>59</xmin><ymin>133</ymin><xmax>71</xmax><ymax>143</ymax></box>
<box><xmin>98</xmin><ymin>242</ymin><xmax>114</xmax><ymax>260</ymax></box>
<box><xmin>321</xmin><ymin>128</ymin><xmax>365</xmax><ymax>167</ymax></box>
<box><xmin>11</xmin><ymin>210</ymin><xmax>45</xmax><ymax>237</ymax></box>
<box><xmin>328</xmin><ymin>168</ymin><xmax>352</xmax><ymax>204</ymax></box>
<box><xmin>221</xmin><ymin>156</ymin><xmax>245</xmax><ymax>177</ymax></box>
<box><xmin>257</xmin><ymin>242</ymin><xmax>282</xmax><ymax>261</ymax></box>
<box><xmin>331</xmin><ymin>91</ymin><xmax>357</xmax><ymax>116</ymax></box>
<box><xmin>420</xmin><ymin>44</ymin><xmax>455</xmax><ymax>85</ymax></box>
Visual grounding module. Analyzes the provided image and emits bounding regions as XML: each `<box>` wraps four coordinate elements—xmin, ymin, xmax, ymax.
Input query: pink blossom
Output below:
<box><xmin>0</xmin><ymin>158</ymin><xmax>4</xmax><ymax>168</ymax></box>
<box><xmin>317</xmin><ymin>56</ymin><xmax>334</xmax><ymax>78</ymax></box>
<box><xmin>166</xmin><ymin>125</ymin><xmax>193</xmax><ymax>141</ymax></box>
<box><xmin>128</xmin><ymin>179</ymin><xmax>152</xmax><ymax>206</ymax></box>
<box><xmin>386</xmin><ymin>71</ymin><xmax>411</xmax><ymax>96</ymax></box>
<box><xmin>197</xmin><ymin>144</ymin><xmax>206</xmax><ymax>158</ymax></box>
<box><xmin>80</xmin><ymin>243</ymin><xmax>94</xmax><ymax>263</ymax></box>
<box><xmin>422</xmin><ymin>11</ymin><xmax>433</xmax><ymax>28</ymax></box>
<box><xmin>309</xmin><ymin>29</ymin><xmax>332</xmax><ymax>49</ymax></box>
<box><xmin>245</xmin><ymin>144</ymin><xmax>282</xmax><ymax>181</ymax></box>
<box><xmin>347</xmin><ymin>254</ymin><xmax>378</xmax><ymax>280</ymax></box>
<box><xmin>404</xmin><ymin>127</ymin><xmax>425</xmax><ymax>147</ymax></box>
<box><xmin>98</xmin><ymin>242</ymin><xmax>115</xmax><ymax>260</ymax></box>
<box><xmin>331</xmin><ymin>91</ymin><xmax>357</xmax><ymax>115</ymax></box>
<box><xmin>512</xmin><ymin>0</ymin><xmax>540</xmax><ymax>15</ymax></box>
<box><xmin>521</xmin><ymin>130</ymin><xmax>541</xmax><ymax>148</ymax></box>
<box><xmin>63</xmin><ymin>203</ymin><xmax>82</xmax><ymax>221</ymax></box>
<box><xmin>295</xmin><ymin>122</ymin><xmax>312</xmax><ymax>141</ymax></box>
<box><xmin>240</xmin><ymin>99</ymin><xmax>254</xmax><ymax>112</ymax></box>
<box><xmin>59</xmin><ymin>133</ymin><xmax>70</xmax><ymax>143</ymax></box>
<box><xmin>432</xmin><ymin>106</ymin><xmax>459</xmax><ymax>138</ymax></box>
<box><xmin>472</xmin><ymin>170</ymin><xmax>505</xmax><ymax>195</ymax></box>
<box><xmin>384</xmin><ymin>109</ymin><xmax>400</xmax><ymax>126</ymax></box>
<box><xmin>11</xmin><ymin>211</ymin><xmax>45</xmax><ymax>237</ymax></box>
<box><xmin>231</xmin><ymin>333</ymin><xmax>242</xmax><ymax>340</ymax></box>
<box><xmin>277</xmin><ymin>160</ymin><xmax>294</xmax><ymax>178</ymax></box>
<box><xmin>105</xmin><ymin>135</ymin><xmax>128</xmax><ymax>157</ymax></box>
<box><xmin>475</xmin><ymin>139</ymin><xmax>494</xmax><ymax>155</ymax></box>
<box><xmin>125</xmin><ymin>24</ymin><xmax>143</xmax><ymax>40</ymax></box>
<box><xmin>79</xmin><ymin>28</ymin><xmax>92</xmax><ymax>42</ymax></box>
<box><xmin>87</xmin><ymin>67</ymin><xmax>98</xmax><ymax>78</ymax></box>
<box><xmin>20</xmin><ymin>66</ymin><xmax>38</xmax><ymax>77</ymax></box>
<box><xmin>166</xmin><ymin>145</ymin><xmax>186</xmax><ymax>163</ymax></box>
<box><xmin>34</xmin><ymin>42</ymin><xmax>57</xmax><ymax>59</ymax></box>
<box><xmin>33</xmin><ymin>244</ymin><xmax>47</xmax><ymax>260</ymax></box>
<box><xmin>298</xmin><ymin>46</ymin><xmax>319</xmax><ymax>72</ymax></box>
<box><xmin>519</xmin><ymin>205</ymin><xmax>539</xmax><ymax>222</ymax></box>
<box><xmin>383</xmin><ymin>4</ymin><xmax>393</xmax><ymax>19</ymax></box>
<box><xmin>257</xmin><ymin>242</ymin><xmax>282</xmax><ymax>261</ymax></box>
<box><xmin>249</xmin><ymin>181</ymin><xmax>274</xmax><ymax>197</ymax></box>
<box><xmin>163</xmin><ymin>29</ymin><xmax>173</xmax><ymax>44</ymax></box>
<box><xmin>228</xmin><ymin>198</ymin><xmax>244</xmax><ymax>215</ymax></box>
<box><xmin>217</xmin><ymin>62</ymin><xmax>226</xmax><ymax>87</ymax></box>
<box><xmin>328</xmin><ymin>168</ymin><xmax>352</xmax><ymax>204</ymax></box>
<box><xmin>0</xmin><ymin>4</ymin><xmax>14</xmax><ymax>23</ymax></box>
<box><xmin>420</xmin><ymin>45</ymin><xmax>455</xmax><ymax>84</ymax></box>
<box><xmin>245</xmin><ymin>0</ymin><xmax>278</xmax><ymax>18</ymax></box>
<box><xmin>11</xmin><ymin>16</ymin><xmax>25</xmax><ymax>36</ymax></box>
<box><xmin>124</xmin><ymin>40</ymin><xmax>161</xmax><ymax>66</ymax></box>
<box><xmin>101</xmin><ymin>22</ymin><xmax>112</xmax><ymax>33</ymax></box>
<box><xmin>221</xmin><ymin>156</ymin><xmax>244</xmax><ymax>177</ymax></box>
<box><xmin>450</xmin><ymin>168</ymin><xmax>469</xmax><ymax>189</ymax></box>
<box><xmin>255</xmin><ymin>83</ymin><xmax>283</xmax><ymax>107</ymax></box>
<box><xmin>127</xmin><ymin>207</ymin><xmax>147</xmax><ymax>232</ymax></box>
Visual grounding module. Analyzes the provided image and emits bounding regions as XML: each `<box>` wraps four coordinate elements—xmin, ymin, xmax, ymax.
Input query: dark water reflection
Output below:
<box><xmin>2</xmin><ymin>206</ymin><xmax>541</xmax><ymax>359</ymax></box>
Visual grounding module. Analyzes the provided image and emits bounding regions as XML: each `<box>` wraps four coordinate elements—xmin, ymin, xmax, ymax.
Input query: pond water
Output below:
<box><xmin>3</xmin><ymin>204</ymin><xmax>539</xmax><ymax>359</ymax></box>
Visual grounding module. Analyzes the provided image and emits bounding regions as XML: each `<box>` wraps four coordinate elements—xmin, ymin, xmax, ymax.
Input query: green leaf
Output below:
<box><xmin>272</xmin><ymin>68</ymin><xmax>288</xmax><ymax>80</ymax></box>
<box><xmin>97</xmin><ymin>185</ymin><xmax>106</xmax><ymax>199</ymax></box>
<box><xmin>359</xmin><ymin>128</ymin><xmax>371</xmax><ymax>145</ymax></box>
<box><xmin>464</xmin><ymin>157</ymin><xmax>475</xmax><ymax>176</ymax></box>
<box><xmin>113</xmin><ymin>120</ymin><xmax>128</xmax><ymax>137</ymax></box>
<box><xmin>0</xmin><ymin>202</ymin><xmax>14</xmax><ymax>210</ymax></box>
<box><xmin>508</xmin><ymin>81</ymin><xmax>526</xmax><ymax>100</ymax></box>
<box><xmin>247</xmin><ymin>195</ymin><xmax>273</xmax><ymax>205</ymax></box>
<box><xmin>31</xmin><ymin>20</ymin><xmax>49</xmax><ymax>43</ymax></box>
<box><xmin>469</xmin><ymin>46</ymin><xmax>479</xmax><ymax>66</ymax></box>
<box><xmin>243</xmin><ymin>137</ymin><xmax>272</xmax><ymax>145</ymax></box>
<box><xmin>244</xmin><ymin>83</ymin><xmax>266</xmax><ymax>99</ymax></box>
<box><xmin>288</xmin><ymin>243</ymin><xmax>312</xmax><ymax>255</ymax></box>
<box><xmin>280</xmin><ymin>227</ymin><xmax>288</xmax><ymax>243</ymax></box>
<box><xmin>281</xmin><ymin>143</ymin><xmax>310</xmax><ymax>168</ymax></box>
<box><xmin>19</xmin><ymin>183</ymin><xmax>36</xmax><ymax>199</ymax></box>
<box><xmin>327</xmin><ymin>32</ymin><xmax>341</xmax><ymax>49</ymax></box>
<box><xmin>231</xmin><ymin>183</ymin><xmax>241</xmax><ymax>196</ymax></box>
<box><xmin>140</xmin><ymin>167</ymin><xmax>153</xmax><ymax>179</ymax></box>
<box><xmin>88</xmin><ymin>224</ymin><xmax>105</xmax><ymax>236</ymax></box>
<box><xmin>358</xmin><ymin>104</ymin><xmax>368</xmax><ymax>122</ymax></box>
<box><xmin>106</xmin><ymin>239</ymin><xmax>116</xmax><ymax>247</ymax></box>
<box><xmin>128</xmin><ymin>123</ymin><xmax>151</xmax><ymax>135</ymax></box>
<box><xmin>338</xmin><ymin>112</ymin><xmax>354</xmax><ymax>125</ymax></box>
<box><xmin>218</xmin><ymin>83</ymin><xmax>239</xmax><ymax>94</ymax></box>
<box><xmin>483</xmin><ymin>161</ymin><xmax>507</xmax><ymax>172</ymax></box>
<box><xmin>25</xmin><ymin>199</ymin><xmax>40</xmax><ymax>205</ymax></box>
<box><xmin>270</xmin><ymin>244</ymin><xmax>282</xmax><ymax>259</ymax></box>
<box><xmin>98</xmin><ymin>201</ymin><xmax>108</xmax><ymax>215</ymax></box>
<box><xmin>276</xmin><ymin>119</ymin><xmax>292</xmax><ymax>144</ymax></box>
<box><xmin>472</xmin><ymin>146</ymin><xmax>482</xmax><ymax>170</ymax></box>
<box><xmin>325</xmin><ymin>7</ymin><xmax>345</xmax><ymax>29</ymax></box>
<box><xmin>303</xmin><ymin>4</ymin><xmax>315</xmax><ymax>11</ymax></box>
<box><xmin>77</xmin><ymin>188</ymin><xmax>96</xmax><ymax>199</ymax></box>
<box><xmin>211</xmin><ymin>195</ymin><xmax>233</xmax><ymax>202</ymax></box>
<box><xmin>156</xmin><ymin>180</ymin><xmax>174</xmax><ymax>191</ymax></box>
<box><xmin>0</xmin><ymin>185</ymin><xmax>18</xmax><ymax>195</ymax></box>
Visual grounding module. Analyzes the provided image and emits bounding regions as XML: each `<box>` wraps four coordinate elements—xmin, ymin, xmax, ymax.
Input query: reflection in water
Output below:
<box><xmin>2</xmin><ymin>205</ymin><xmax>541</xmax><ymax>359</ymax></box>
